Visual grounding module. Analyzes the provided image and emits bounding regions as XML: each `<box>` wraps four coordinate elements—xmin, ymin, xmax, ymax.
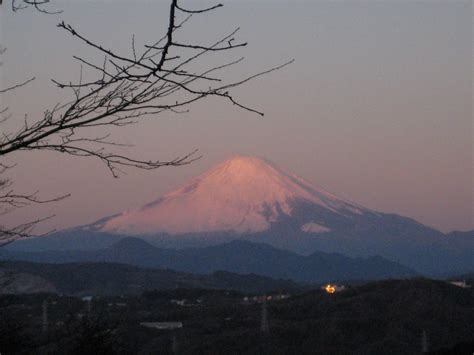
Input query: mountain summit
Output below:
<box><xmin>100</xmin><ymin>155</ymin><xmax>368</xmax><ymax>235</ymax></box>
<box><xmin>7</xmin><ymin>155</ymin><xmax>473</xmax><ymax>275</ymax></box>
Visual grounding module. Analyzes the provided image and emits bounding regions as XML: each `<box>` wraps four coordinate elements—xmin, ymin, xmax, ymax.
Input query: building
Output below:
<box><xmin>448</xmin><ymin>280</ymin><xmax>471</xmax><ymax>288</ymax></box>
<box><xmin>322</xmin><ymin>284</ymin><xmax>346</xmax><ymax>294</ymax></box>
<box><xmin>140</xmin><ymin>322</ymin><xmax>183</xmax><ymax>330</ymax></box>
<box><xmin>243</xmin><ymin>294</ymin><xmax>290</xmax><ymax>303</ymax></box>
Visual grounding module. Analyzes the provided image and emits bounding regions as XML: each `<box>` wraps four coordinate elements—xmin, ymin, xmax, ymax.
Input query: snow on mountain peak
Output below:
<box><xmin>101</xmin><ymin>155</ymin><xmax>367</xmax><ymax>235</ymax></box>
<box><xmin>301</xmin><ymin>222</ymin><xmax>331</xmax><ymax>234</ymax></box>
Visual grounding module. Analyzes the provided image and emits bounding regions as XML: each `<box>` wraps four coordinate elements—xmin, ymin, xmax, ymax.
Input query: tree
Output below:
<box><xmin>0</xmin><ymin>1</ymin><xmax>292</xmax><ymax>246</ymax></box>
<box><xmin>7</xmin><ymin>0</ymin><xmax>62</xmax><ymax>14</ymax></box>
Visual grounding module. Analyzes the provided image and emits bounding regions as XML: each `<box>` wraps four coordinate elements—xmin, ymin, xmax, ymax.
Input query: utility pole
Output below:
<box><xmin>171</xmin><ymin>334</ymin><xmax>178</xmax><ymax>354</ymax></box>
<box><xmin>42</xmin><ymin>299</ymin><xmax>48</xmax><ymax>333</ymax></box>
<box><xmin>421</xmin><ymin>330</ymin><xmax>429</xmax><ymax>353</ymax></box>
<box><xmin>260</xmin><ymin>300</ymin><xmax>269</xmax><ymax>334</ymax></box>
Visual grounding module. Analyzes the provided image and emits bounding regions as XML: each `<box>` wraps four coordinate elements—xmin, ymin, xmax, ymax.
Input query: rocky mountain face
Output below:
<box><xmin>6</xmin><ymin>156</ymin><xmax>473</xmax><ymax>276</ymax></box>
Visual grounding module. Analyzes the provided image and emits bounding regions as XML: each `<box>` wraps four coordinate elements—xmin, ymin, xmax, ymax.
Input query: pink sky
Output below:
<box><xmin>0</xmin><ymin>1</ymin><xmax>472</xmax><ymax>233</ymax></box>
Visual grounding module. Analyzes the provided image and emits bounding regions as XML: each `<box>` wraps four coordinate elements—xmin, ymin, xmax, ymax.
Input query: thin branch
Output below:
<box><xmin>0</xmin><ymin>0</ymin><xmax>292</xmax><ymax>244</ymax></box>
<box><xmin>176</xmin><ymin>2</ymin><xmax>223</xmax><ymax>14</ymax></box>
<box><xmin>0</xmin><ymin>77</ymin><xmax>36</xmax><ymax>94</ymax></box>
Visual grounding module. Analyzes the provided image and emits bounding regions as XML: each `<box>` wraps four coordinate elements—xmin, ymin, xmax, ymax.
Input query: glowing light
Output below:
<box><xmin>325</xmin><ymin>284</ymin><xmax>336</xmax><ymax>294</ymax></box>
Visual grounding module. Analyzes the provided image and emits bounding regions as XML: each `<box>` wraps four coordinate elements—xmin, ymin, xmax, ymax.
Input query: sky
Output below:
<box><xmin>0</xmin><ymin>0</ymin><xmax>472</xmax><ymax>233</ymax></box>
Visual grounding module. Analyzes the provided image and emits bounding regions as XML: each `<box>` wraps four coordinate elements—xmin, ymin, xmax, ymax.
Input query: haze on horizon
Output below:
<box><xmin>0</xmin><ymin>0</ymin><xmax>472</xmax><ymax>234</ymax></box>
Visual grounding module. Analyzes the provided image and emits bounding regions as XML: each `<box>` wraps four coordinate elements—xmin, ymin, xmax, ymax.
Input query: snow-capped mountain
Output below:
<box><xmin>99</xmin><ymin>155</ymin><xmax>369</xmax><ymax>236</ymax></box>
<box><xmin>6</xmin><ymin>155</ymin><xmax>473</xmax><ymax>276</ymax></box>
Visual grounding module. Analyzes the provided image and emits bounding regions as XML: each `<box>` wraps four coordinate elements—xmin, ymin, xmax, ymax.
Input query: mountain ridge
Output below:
<box><xmin>0</xmin><ymin>238</ymin><xmax>418</xmax><ymax>283</ymax></box>
<box><xmin>99</xmin><ymin>155</ymin><xmax>370</xmax><ymax>235</ymax></box>
<box><xmin>5</xmin><ymin>155</ymin><xmax>473</xmax><ymax>275</ymax></box>
<box><xmin>0</xmin><ymin>260</ymin><xmax>300</xmax><ymax>295</ymax></box>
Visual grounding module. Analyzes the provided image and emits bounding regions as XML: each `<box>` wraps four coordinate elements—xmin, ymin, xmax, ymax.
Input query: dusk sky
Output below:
<box><xmin>0</xmin><ymin>0</ymin><xmax>472</xmax><ymax>233</ymax></box>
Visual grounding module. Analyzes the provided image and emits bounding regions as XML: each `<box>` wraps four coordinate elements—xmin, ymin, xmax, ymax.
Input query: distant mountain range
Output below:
<box><xmin>0</xmin><ymin>260</ymin><xmax>301</xmax><ymax>296</ymax></box>
<box><xmin>6</xmin><ymin>155</ymin><xmax>473</xmax><ymax>276</ymax></box>
<box><xmin>0</xmin><ymin>238</ymin><xmax>417</xmax><ymax>283</ymax></box>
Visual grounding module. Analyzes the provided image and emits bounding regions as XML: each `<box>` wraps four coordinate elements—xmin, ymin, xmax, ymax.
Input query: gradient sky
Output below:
<box><xmin>0</xmin><ymin>0</ymin><xmax>472</xmax><ymax>233</ymax></box>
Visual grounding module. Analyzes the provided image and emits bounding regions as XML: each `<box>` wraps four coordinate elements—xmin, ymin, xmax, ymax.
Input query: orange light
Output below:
<box><xmin>325</xmin><ymin>284</ymin><xmax>336</xmax><ymax>294</ymax></box>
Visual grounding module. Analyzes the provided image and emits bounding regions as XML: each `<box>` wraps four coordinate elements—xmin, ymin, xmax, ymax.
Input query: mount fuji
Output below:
<box><xmin>99</xmin><ymin>155</ymin><xmax>370</xmax><ymax>236</ymax></box>
<box><xmin>7</xmin><ymin>155</ymin><xmax>473</xmax><ymax>275</ymax></box>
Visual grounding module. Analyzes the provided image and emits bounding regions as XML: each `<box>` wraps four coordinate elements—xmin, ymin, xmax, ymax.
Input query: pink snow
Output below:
<box><xmin>101</xmin><ymin>155</ymin><xmax>368</xmax><ymax>235</ymax></box>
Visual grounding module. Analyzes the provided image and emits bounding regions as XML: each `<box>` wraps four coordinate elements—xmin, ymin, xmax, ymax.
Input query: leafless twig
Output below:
<box><xmin>0</xmin><ymin>0</ymin><xmax>292</xmax><ymax>244</ymax></box>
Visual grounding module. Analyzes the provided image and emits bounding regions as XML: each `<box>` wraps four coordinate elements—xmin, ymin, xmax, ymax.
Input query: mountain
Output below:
<box><xmin>98</xmin><ymin>155</ymin><xmax>371</xmax><ymax>235</ymax></box>
<box><xmin>0</xmin><ymin>238</ymin><xmax>418</xmax><ymax>283</ymax></box>
<box><xmin>7</xmin><ymin>155</ymin><xmax>473</xmax><ymax>275</ymax></box>
<box><xmin>0</xmin><ymin>268</ymin><xmax>56</xmax><ymax>294</ymax></box>
<box><xmin>0</xmin><ymin>260</ymin><xmax>300</xmax><ymax>295</ymax></box>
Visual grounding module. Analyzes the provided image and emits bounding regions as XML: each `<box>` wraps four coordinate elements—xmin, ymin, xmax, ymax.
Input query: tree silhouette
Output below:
<box><xmin>0</xmin><ymin>0</ymin><xmax>292</xmax><ymax>245</ymax></box>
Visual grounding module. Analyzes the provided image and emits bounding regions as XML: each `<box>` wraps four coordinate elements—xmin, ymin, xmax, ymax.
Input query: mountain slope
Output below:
<box><xmin>0</xmin><ymin>260</ymin><xmax>300</xmax><ymax>295</ymax></box>
<box><xmin>7</xmin><ymin>156</ymin><xmax>473</xmax><ymax>275</ymax></box>
<box><xmin>0</xmin><ymin>238</ymin><xmax>418</xmax><ymax>283</ymax></box>
<box><xmin>99</xmin><ymin>155</ymin><xmax>369</xmax><ymax>235</ymax></box>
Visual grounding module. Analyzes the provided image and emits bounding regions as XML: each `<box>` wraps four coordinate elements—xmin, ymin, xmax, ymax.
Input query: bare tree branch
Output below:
<box><xmin>0</xmin><ymin>216</ymin><xmax>57</xmax><ymax>247</ymax></box>
<box><xmin>0</xmin><ymin>0</ymin><xmax>292</xmax><ymax>244</ymax></box>
<box><xmin>10</xmin><ymin>0</ymin><xmax>62</xmax><ymax>14</ymax></box>
<box><xmin>0</xmin><ymin>77</ymin><xmax>36</xmax><ymax>94</ymax></box>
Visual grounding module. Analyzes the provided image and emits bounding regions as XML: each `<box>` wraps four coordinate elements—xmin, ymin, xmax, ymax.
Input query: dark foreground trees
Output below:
<box><xmin>1</xmin><ymin>279</ymin><xmax>473</xmax><ymax>354</ymax></box>
<box><xmin>0</xmin><ymin>0</ymin><xmax>292</xmax><ymax>245</ymax></box>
